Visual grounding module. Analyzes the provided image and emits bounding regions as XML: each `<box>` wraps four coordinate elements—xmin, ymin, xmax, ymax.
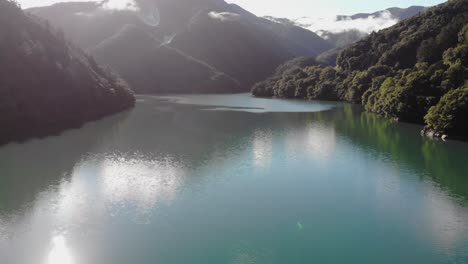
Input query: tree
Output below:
<box><xmin>425</xmin><ymin>86</ymin><xmax>468</xmax><ymax>137</ymax></box>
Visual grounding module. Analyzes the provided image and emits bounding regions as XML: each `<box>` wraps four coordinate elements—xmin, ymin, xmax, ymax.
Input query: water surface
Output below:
<box><xmin>1</xmin><ymin>94</ymin><xmax>468</xmax><ymax>264</ymax></box>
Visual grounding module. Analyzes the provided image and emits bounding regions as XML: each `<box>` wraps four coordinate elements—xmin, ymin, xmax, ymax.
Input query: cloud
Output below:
<box><xmin>100</xmin><ymin>0</ymin><xmax>160</xmax><ymax>27</ymax></box>
<box><xmin>70</xmin><ymin>0</ymin><xmax>160</xmax><ymax>27</ymax></box>
<box><xmin>100</xmin><ymin>0</ymin><xmax>138</xmax><ymax>11</ymax></box>
<box><xmin>134</xmin><ymin>0</ymin><xmax>160</xmax><ymax>27</ymax></box>
<box><xmin>208</xmin><ymin>11</ymin><xmax>241</xmax><ymax>22</ymax></box>
<box><xmin>295</xmin><ymin>10</ymin><xmax>399</xmax><ymax>35</ymax></box>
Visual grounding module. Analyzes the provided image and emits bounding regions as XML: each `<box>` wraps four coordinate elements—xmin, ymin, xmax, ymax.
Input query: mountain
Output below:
<box><xmin>92</xmin><ymin>24</ymin><xmax>242</xmax><ymax>93</ymax></box>
<box><xmin>267</xmin><ymin>6</ymin><xmax>426</xmax><ymax>49</ymax></box>
<box><xmin>0</xmin><ymin>0</ymin><xmax>135</xmax><ymax>145</ymax></box>
<box><xmin>28</xmin><ymin>0</ymin><xmax>332</xmax><ymax>93</ymax></box>
<box><xmin>252</xmin><ymin>0</ymin><xmax>468</xmax><ymax>140</ymax></box>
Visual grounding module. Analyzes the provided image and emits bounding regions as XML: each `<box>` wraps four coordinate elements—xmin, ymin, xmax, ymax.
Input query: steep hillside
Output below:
<box><xmin>93</xmin><ymin>25</ymin><xmax>241</xmax><ymax>93</ymax></box>
<box><xmin>0</xmin><ymin>0</ymin><xmax>135</xmax><ymax>145</ymax></box>
<box><xmin>253</xmin><ymin>0</ymin><xmax>468</xmax><ymax>140</ymax></box>
<box><xmin>28</xmin><ymin>0</ymin><xmax>332</xmax><ymax>92</ymax></box>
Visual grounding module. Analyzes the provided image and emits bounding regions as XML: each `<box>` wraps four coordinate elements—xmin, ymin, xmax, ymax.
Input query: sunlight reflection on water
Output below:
<box><xmin>47</xmin><ymin>235</ymin><xmax>73</xmax><ymax>264</ymax></box>
<box><xmin>99</xmin><ymin>153</ymin><xmax>184</xmax><ymax>214</ymax></box>
<box><xmin>252</xmin><ymin>129</ymin><xmax>273</xmax><ymax>169</ymax></box>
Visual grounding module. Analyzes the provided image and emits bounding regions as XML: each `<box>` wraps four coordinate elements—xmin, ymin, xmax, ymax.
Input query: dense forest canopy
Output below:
<box><xmin>0</xmin><ymin>0</ymin><xmax>135</xmax><ymax>145</ymax></box>
<box><xmin>252</xmin><ymin>0</ymin><xmax>468</xmax><ymax>140</ymax></box>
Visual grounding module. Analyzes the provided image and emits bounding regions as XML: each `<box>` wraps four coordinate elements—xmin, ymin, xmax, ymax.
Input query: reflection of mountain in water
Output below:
<box><xmin>0</xmin><ymin>111</ymin><xmax>131</xmax><ymax>214</ymax></box>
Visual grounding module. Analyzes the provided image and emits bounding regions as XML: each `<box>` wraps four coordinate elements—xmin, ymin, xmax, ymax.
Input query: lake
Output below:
<box><xmin>1</xmin><ymin>94</ymin><xmax>468</xmax><ymax>264</ymax></box>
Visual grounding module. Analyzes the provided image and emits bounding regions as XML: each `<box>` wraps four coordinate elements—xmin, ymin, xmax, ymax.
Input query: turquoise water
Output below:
<box><xmin>1</xmin><ymin>94</ymin><xmax>468</xmax><ymax>264</ymax></box>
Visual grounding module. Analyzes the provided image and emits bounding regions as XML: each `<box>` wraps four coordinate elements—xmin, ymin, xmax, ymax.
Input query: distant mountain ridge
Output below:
<box><xmin>28</xmin><ymin>0</ymin><xmax>332</xmax><ymax>93</ymax></box>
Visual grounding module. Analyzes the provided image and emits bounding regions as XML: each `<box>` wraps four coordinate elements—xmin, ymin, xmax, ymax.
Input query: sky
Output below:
<box><xmin>18</xmin><ymin>0</ymin><xmax>447</xmax><ymax>18</ymax></box>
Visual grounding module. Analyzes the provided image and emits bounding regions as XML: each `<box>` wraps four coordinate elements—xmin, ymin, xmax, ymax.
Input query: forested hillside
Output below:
<box><xmin>252</xmin><ymin>0</ymin><xmax>468</xmax><ymax>140</ymax></box>
<box><xmin>0</xmin><ymin>0</ymin><xmax>135</xmax><ymax>145</ymax></box>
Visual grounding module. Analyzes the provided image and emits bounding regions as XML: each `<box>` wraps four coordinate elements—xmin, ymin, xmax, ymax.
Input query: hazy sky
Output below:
<box><xmin>18</xmin><ymin>0</ymin><xmax>447</xmax><ymax>18</ymax></box>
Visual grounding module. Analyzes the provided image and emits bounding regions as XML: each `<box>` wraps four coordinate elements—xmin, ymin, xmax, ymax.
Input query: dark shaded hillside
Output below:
<box><xmin>27</xmin><ymin>0</ymin><xmax>332</xmax><ymax>92</ymax></box>
<box><xmin>168</xmin><ymin>11</ymin><xmax>291</xmax><ymax>89</ymax></box>
<box><xmin>0</xmin><ymin>0</ymin><xmax>135</xmax><ymax>145</ymax></box>
<box><xmin>93</xmin><ymin>25</ymin><xmax>241</xmax><ymax>93</ymax></box>
<box><xmin>253</xmin><ymin>0</ymin><xmax>468</xmax><ymax>140</ymax></box>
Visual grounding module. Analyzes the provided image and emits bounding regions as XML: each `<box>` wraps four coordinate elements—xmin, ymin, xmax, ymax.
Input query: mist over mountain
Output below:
<box><xmin>0</xmin><ymin>0</ymin><xmax>135</xmax><ymax>145</ymax></box>
<box><xmin>28</xmin><ymin>0</ymin><xmax>332</xmax><ymax>93</ymax></box>
<box><xmin>266</xmin><ymin>6</ymin><xmax>427</xmax><ymax>49</ymax></box>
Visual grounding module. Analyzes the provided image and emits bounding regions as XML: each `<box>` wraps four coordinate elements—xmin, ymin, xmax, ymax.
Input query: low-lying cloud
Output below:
<box><xmin>71</xmin><ymin>0</ymin><xmax>160</xmax><ymax>27</ymax></box>
<box><xmin>134</xmin><ymin>0</ymin><xmax>160</xmax><ymax>27</ymax></box>
<box><xmin>208</xmin><ymin>11</ymin><xmax>241</xmax><ymax>22</ymax></box>
<box><xmin>100</xmin><ymin>0</ymin><xmax>138</xmax><ymax>11</ymax></box>
<box><xmin>295</xmin><ymin>10</ymin><xmax>399</xmax><ymax>36</ymax></box>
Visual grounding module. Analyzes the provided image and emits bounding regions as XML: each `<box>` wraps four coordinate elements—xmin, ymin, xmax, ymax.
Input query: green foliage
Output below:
<box><xmin>251</xmin><ymin>0</ymin><xmax>468</xmax><ymax>139</ymax></box>
<box><xmin>459</xmin><ymin>25</ymin><xmax>468</xmax><ymax>45</ymax></box>
<box><xmin>443</xmin><ymin>45</ymin><xmax>468</xmax><ymax>66</ymax></box>
<box><xmin>425</xmin><ymin>86</ymin><xmax>468</xmax><ymax>137</ymax></box>
<box><xmin>417</xmin><ymin>38</ymin><xmax>439</xmax><ymax>63</ymax></box>
<box><xmin>363</xmin><ymin>64</ymin><xmax>441</xmax><ymax>122</ymax></box>
<box><xmin>337</xmin><ymin>0</ymin><xmax>468</xmax><ymax>72</ymax></box>
<box><xmin>316</xmin><ymin>48</ymin><xmax>341</xmax><ymax>66</ymax></box>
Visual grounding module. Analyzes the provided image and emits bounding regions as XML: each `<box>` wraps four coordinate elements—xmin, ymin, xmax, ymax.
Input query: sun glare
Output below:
<box><xmin>47</xmin><ymin>235</ymin><xmax>73</xmax><ymax>264</ymax></box>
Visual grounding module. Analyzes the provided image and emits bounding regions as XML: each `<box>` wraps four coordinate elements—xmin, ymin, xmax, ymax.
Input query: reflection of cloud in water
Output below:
<box><xmin>285</xmin><ymin>123</ymin><xmax>336</xmax><ymax>161</ymax></box>
<box><xmin>423</xmin><ymin>181</ymin><xmax>468</xmax><ymax>254</ymax></box>
<box><xmin>47</xmin><ymin>235</ymin><xmax>74</xmax><ymax>264</ymax></box>
<box><xmin>253</xmin><ymin>130</ymin><xmax>273</xmax><ymax>169</ymax></box>
<box><xmin>305</xmin><ymin>123</ymin><xmax>336</xmax><ymax>159</ymax></box>
<box><xmin>99</xmin><ymin>154</ymin><xmax>184</xmax><ymax>214</ymax></box>
<box><xmin>374</xmin><ymin>161</ymin><xmax>468</xmax><ymax>256</ymax></box>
